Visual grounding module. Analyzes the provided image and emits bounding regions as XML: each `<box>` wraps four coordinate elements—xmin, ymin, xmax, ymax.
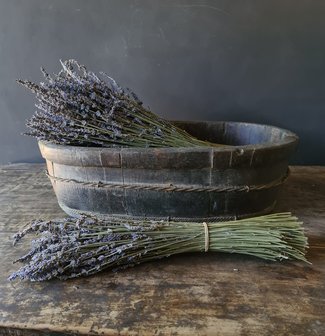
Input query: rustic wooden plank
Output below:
<box><xmin>0</xmin><ymin>164</ymin><xmax>324</xmax><ymax>336</ymax></box>
<box><xmin>0</xmin><ymin>164</ymin><xmax>64</xmax><ymax>233</ymax></box>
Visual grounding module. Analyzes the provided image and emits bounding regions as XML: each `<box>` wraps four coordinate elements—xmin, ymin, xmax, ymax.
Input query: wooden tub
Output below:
<box><xmin>39</xmin><ymin>121</ymin><xmax>298</xmax><ymax>221</ymax></box>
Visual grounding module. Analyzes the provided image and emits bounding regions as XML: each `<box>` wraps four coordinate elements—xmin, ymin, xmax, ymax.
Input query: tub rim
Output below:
<box><xmin>38</xmin><ymin>120</ymin><xmax>299</xmax><ymax>169</ymax></box>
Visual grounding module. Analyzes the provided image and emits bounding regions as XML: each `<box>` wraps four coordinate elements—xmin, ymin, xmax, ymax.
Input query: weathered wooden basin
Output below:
<box><xmin>39</xmin><ymin>121</ymin><xmax>298</xmax><ymax>221</ymax></box>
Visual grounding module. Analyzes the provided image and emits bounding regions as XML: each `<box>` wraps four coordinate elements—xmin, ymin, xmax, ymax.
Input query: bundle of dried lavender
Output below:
<box><xmin>9</xmin><ymin>213</ymin><xmax>308</xmax><ymax>281</ymax></box>
<box><xmin>18</xmin><ymin>59</ymin><xmax>218</xmax><ymax>148</ymax></box>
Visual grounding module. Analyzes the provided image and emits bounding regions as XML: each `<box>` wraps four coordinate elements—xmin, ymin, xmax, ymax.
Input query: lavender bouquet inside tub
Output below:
<box><xmin>17</xmin><ymin>59</ymin><xmax>220</xmax><ymax>148</ymax></box>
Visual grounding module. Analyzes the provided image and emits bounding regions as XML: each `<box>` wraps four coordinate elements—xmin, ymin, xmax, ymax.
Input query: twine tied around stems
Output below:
<box><xmin>203</xmin><ymin>222</ymin><xmax>209</xmax><ymax>252</ymax></box>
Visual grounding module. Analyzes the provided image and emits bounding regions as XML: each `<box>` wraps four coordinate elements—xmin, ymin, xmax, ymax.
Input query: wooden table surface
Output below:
<box><xmin>0</xmin><ymin>164</ymin><xmax>324</xmax><ymax>336</ymax></box>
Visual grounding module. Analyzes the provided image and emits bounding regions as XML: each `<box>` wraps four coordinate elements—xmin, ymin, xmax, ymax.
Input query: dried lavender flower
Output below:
<box><xmin>9</xmin><ymin>213</ymin><xmax>308</xmax><ymax>282</ymax></box>
<box><xmin>18</xmin><ymin>59</ymin><xmax>220</xmax><ymax>148</ymax></box>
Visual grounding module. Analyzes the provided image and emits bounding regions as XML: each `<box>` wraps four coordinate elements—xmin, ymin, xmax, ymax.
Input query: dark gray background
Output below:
<box><xmin>0</xmin><ymin>0</ymin><xmax>324</xmax><ymax>165</ymax></box>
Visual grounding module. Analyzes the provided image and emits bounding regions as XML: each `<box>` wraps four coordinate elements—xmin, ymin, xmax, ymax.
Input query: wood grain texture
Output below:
<box><xmin>0</xmin><ymin>164</ymin><xmax>324</xmax><ymax>336</ymax></box>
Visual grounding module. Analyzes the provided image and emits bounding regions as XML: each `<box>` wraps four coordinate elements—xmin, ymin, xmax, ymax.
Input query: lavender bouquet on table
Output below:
<box><xmin>17</xmin><ymin>59</ymin><xmax>218</xmax><ymax>148</ymax></box>
<box><xmin>9</xmin><ymin>213</ymin><xmax>308</xmax><ymax>282</ymax></box>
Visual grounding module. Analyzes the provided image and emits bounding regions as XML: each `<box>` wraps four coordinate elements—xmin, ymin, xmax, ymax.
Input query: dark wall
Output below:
<box><xmin>0</xmin><ymin>0</ymin><xmax>324</xmax><ymax>164</ymax></box>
